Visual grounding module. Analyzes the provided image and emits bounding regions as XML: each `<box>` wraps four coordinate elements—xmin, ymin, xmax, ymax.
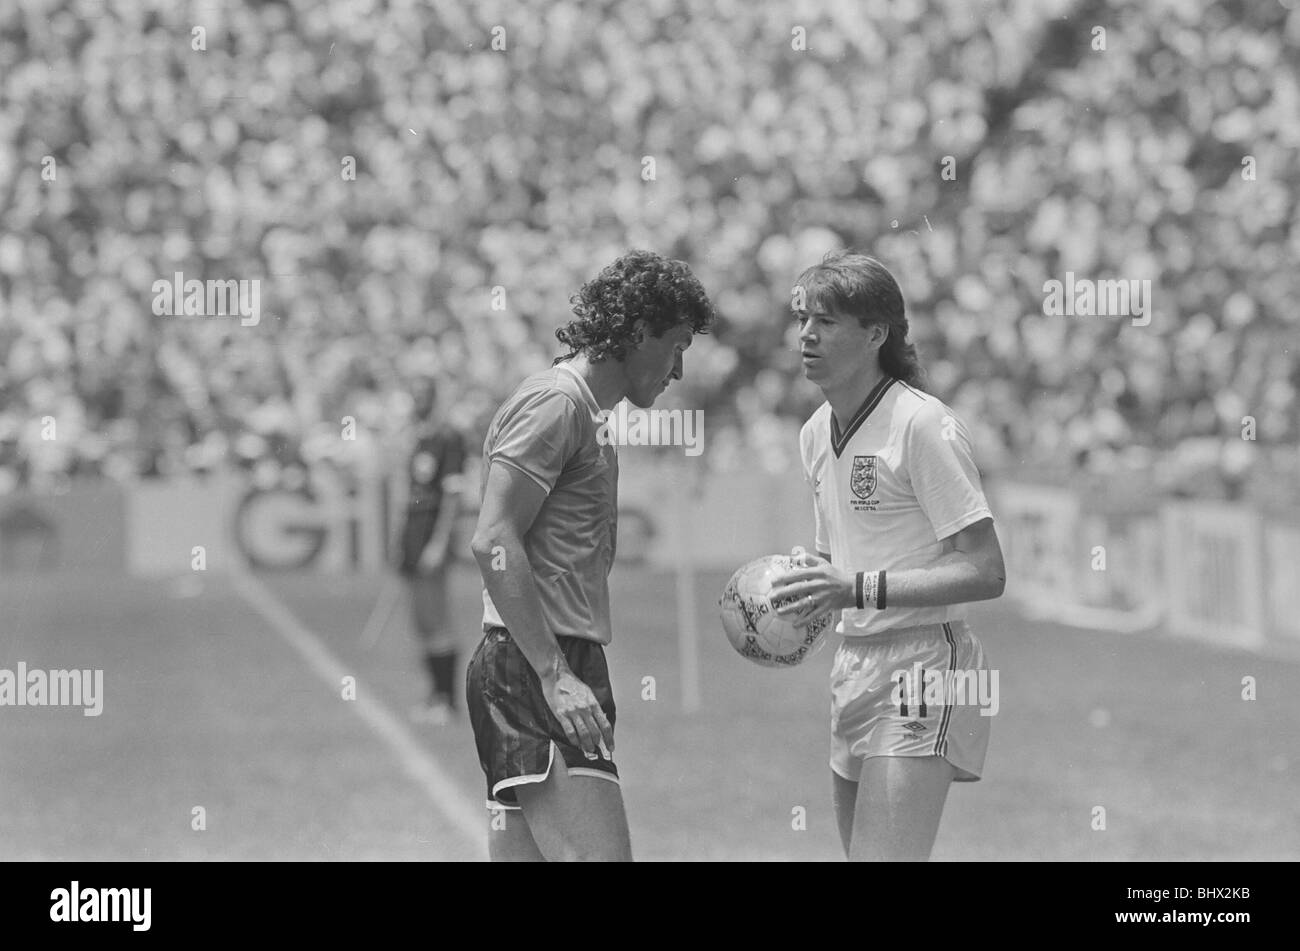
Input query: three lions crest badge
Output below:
<box><xmin>850</xmin><ymin>455</ymin><xmax>877</xmax><ymax>500</ymax></box>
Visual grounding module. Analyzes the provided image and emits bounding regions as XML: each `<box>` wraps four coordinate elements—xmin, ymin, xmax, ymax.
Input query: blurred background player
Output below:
<box><xmin>770</xmin><ymin>251</ymin><xmax>1007</xmax><ymax>862</ymax></box>
<box><xmin>396</xmin><ymin>380</ymin><xmax>467</xmax><ymax>725</ymax></box>
<box><xmin>467</xmin><ymin>250</ymin><xmax>715</xmax><ymax>861</ymax></box>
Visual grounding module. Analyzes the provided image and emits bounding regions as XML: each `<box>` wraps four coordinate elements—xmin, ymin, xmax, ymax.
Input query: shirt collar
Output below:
<box><xmin>555</xmin><ymin>360</ymin><xmax>604</xmax><ymax>422</ymax></box>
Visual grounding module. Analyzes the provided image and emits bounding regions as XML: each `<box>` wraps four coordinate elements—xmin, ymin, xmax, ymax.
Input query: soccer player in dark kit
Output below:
<box><xmin>467</xmin><ymin>250</ymin><xmax>714</xmax><ymax>861</ymax></box>
<box><xmin>397</xmin><ymin>380</ymin><xmax>467</xmax><ymax>724</ymax></box>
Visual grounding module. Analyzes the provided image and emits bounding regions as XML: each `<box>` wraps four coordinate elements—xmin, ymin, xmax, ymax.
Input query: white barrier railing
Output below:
<box><xmin>1264</xmin><ymin>521</ymin><xmax>1300</xmax><ymax>649</ymax></box>
<box><xmin>1161</xmin><ymin>501</ymin><xmax>1266</xmax><ymax>651</ymax></box>
<box><xmin>990</xmin><ymin>483</ymin><xmax>1162</xmax><ymax>633</ymax></box>
<box><xmin>993</xmin><ymin>481</ymin><xmax>1292</xmax><ymax>655</ymax></box>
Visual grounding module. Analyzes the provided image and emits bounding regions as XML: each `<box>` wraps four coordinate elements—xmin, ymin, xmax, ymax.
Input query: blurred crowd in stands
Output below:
<box><xmin>1</xmin><ymin>0</ymin><xmax>1296</xmax><ymax>504</ymax></box>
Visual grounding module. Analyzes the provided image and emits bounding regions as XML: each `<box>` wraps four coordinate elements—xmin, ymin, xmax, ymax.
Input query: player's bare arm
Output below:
<box><xmin>470</xmin><ymin>461</ymin><xmax>614</xmax><ymax>755</ymax></box>
<box><xmin>771</xmin><ymin>517</ymin><xmax>1005</xmax><ymax>625</ymax></box>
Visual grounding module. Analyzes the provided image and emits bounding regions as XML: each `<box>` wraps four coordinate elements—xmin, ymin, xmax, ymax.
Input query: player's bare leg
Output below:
<box><xmin>831</xmin><ymin>769</ymin><xmax>859</xmax><ymax>857</ymax></box>
<box><xmin>514</xmin><ymin>759</ymin><xmax>632</xmax><ymax>861</ymax></box>
<box><xmin>849</xmin><ymin>755</ymin><xmax>955</xmax><ymax>861</ymax></box>
<box><xmin>487</xmin><ymin>807</ymin><xmax>547</xmax><ymax>862</ymax></box>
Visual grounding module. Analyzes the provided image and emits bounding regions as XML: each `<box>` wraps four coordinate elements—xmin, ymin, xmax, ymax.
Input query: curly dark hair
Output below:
<box><xmin>556</xmin><ymin>250</ymin><xmax>715</xmax><ymax>362</ymax></box>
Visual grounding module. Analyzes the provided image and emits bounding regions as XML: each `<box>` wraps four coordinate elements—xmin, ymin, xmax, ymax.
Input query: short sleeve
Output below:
<box><xmin>813</xmin><ymin>491</ymin><xmax>829</xmax><ymax>555</ymax></box>
<box><xmin>488</xmin><ymin>390</ymin><xmax>580</xmax><ymax>493</ymax></box>
<box><xmin>799</xmin><ymin>421</ymin><xmax>830</xmax><ymax>555</ymax></box>
<box><xmin>904</xmin><ymin>403</ymin><xmax>993</xmax><ymax>541</ymax></box>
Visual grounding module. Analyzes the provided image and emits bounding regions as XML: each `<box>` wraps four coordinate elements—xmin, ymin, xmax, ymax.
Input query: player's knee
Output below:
<box><xmin>546</xmin><ymin>840</ymin><xmax>619</xmax><ymax>862</ymax></box>
<box><xmin>517</xmin><ymin>819</ymin><xmax>627</xmax><ymax>862</ymax></box>
<box><xmin>550</xmin><ymin>834</ymin><xmax>631</xmax><ymax>862</ymax></box>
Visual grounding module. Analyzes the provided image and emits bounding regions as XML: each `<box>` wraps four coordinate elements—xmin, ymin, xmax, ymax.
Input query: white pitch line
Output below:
<box><xmin>231</xmin><ymin>570</ymin><xmax>486</xmax><ymax>858</ymax></box>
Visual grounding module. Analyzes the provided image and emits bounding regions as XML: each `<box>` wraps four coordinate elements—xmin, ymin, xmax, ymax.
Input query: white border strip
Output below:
<box><xmin>491</xmin><ymin>740</ymin><xmax>557</xmax><ymax>800</ymax></box>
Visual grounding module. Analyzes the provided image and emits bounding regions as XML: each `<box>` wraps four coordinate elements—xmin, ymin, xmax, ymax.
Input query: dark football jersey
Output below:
<box><xmin>397</xmin><ymin>425</ymin><xmax>466</xmax><ymax>574</ymax></box>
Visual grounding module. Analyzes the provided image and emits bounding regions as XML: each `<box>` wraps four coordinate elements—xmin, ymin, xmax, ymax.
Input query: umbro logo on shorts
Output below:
<box><xmin>903</xmin><ymin>720</ymin><xmax>927</xmax><ymax>732</ymax></box>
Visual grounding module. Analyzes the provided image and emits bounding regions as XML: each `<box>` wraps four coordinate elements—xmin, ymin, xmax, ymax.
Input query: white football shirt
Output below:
<box><xmin>799</xmin><ymin>376</ymin><xmax>993</xmax><ymax>636</ymax></box>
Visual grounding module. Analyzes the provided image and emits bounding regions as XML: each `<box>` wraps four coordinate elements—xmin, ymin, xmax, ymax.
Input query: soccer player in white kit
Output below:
<box><xmin>769</xmin><ymin>251</ymin><xmax>1007</xmax><ymax>862</ymax></box>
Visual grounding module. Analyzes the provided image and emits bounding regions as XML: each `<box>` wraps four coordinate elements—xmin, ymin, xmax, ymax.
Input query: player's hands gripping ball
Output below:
<box><xmin>719</xmin><ymin>552</ymin><xmax>836</xmax><ymax>667</ymax></box>
<box><xmin>769</xmin><ymin>546</ymin><xmax>856</xmax><ymax>628</ymax></box>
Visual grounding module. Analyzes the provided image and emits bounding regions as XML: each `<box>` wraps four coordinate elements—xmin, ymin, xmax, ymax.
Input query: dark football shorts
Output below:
<box><xmin>466</xmin><ymin>625</ymin><xmax>619</xmax><ymax>810</ymax></box>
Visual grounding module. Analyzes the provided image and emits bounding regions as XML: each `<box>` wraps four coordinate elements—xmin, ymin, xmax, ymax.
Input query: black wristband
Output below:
<box><xmin>855</xmin><ymin>571</ymin><xmax>865</xmax><ymax>610</ymax></box>
<box><xmin>877</xmin><ymin>570</ymin><xmax>886</xmax><ymax>609</ymax></box>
